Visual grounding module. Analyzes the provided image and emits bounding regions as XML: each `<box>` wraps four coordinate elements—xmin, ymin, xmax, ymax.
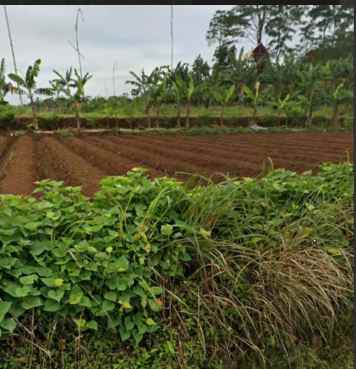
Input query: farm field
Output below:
<box><xmin>0</xmin><ymin>131</ymin><xmax>351</xmax><ymax>196</ymax></box>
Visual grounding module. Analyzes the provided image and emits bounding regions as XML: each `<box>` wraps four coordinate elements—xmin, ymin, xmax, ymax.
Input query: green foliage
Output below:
<box><xmin>0</xmin><ymin>164</ymin><xmax>352</xmax><ymax>368</ymax></box>
<box><xmin>0</xmin><ymin>169</ymin><xmax>197</xmax><ymax>345</ymax></box>
<box><xmin>0</xmin><ymin>104</ymin><xmax>15</xmax><ymax>127</ymax></box>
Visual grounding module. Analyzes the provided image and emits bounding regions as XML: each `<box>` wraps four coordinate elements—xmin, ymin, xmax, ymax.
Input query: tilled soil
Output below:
<box><xmin>0</xmin><ymin>132</ymin><xmax>352</xmax><ymax>196</ymax></box>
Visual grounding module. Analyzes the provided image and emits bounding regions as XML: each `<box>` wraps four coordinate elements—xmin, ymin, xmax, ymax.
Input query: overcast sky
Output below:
<box><xmin>1</xmin><ymin>5</ymin><xmax>238</xmax><ymax>103</ymax></box>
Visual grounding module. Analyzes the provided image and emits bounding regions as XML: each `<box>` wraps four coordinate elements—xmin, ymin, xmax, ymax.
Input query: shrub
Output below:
<box><xmin>0</xmin><ymin>105</ymin><xmax>16</xmax><ymax>129</ymax></box>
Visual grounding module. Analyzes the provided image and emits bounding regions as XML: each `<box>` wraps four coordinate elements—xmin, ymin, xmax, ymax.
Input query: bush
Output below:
<box><xmin>0</xmin><ymin>105</ymin><xmax>16</xmax><ymax>129</ymax></box>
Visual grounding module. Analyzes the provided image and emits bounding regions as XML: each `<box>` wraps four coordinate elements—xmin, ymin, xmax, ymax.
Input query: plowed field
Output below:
<box><xmin>0</xmin><ymin>132</ymin><xmax>351</xmax><ymax>196</ymax></box>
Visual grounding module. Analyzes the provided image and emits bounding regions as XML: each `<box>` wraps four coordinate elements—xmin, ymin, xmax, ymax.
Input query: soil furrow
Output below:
<box><xmin>0</xmin><ymin>135</ymin><xmax>37</xmax><ymax>195</ymax></box>
<box><xmin>36</xmin><ymin>136</ymin><xmax>105</xmax><ymax>196</ymax></box>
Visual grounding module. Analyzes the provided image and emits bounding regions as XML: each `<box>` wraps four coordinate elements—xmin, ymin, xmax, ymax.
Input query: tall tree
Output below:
<box><xmin>207</xmin><ymin>5</ymin><xmax>304</xmax><ymax>61</ymax></box>
<box><xmin>265</xmin><ymin>6</ymin><xmax>305</xmax><ymax>62</ymax></box>
<box><xmin>191</xmin><ymin>54</ymin><xmax>210</xmax><ymax>84</ymax></box>
<box><xmin>300</xmin><ymin>5</ymin><xmax>353</xmax><ymax>51</ymax></box>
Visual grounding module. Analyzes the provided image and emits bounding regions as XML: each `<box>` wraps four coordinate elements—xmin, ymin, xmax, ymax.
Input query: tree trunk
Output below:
<box><xmin>219</xmin><ymin>105</ymin><xmax>225</xmax><ymax>127</ymax></box>
<box><xmin>155</xmin><ymin>104</ymin><xmax>161</xmax><ymax>129</ymax></box>
<box><xmin>332</xmin><ymin>103</ymin><xmax>339</xmax><ymax>128</ymax></box>
<box><xmin>305</xmin><ymin>90</ymin><xmax>314</xmax><ymax>127</ymax></box>
<box><xmin>29</xmin><ymin>95</ymin><xmax>38</xmax><ymax>130</ymax></box>
<box><xmin>176</xmin><ymin>103</ymin><xmax>181</xmax><ymax>128</ymax></box>
<box><xmin>145</xmin><ymin>103</ymin><xmax>151</xmax><ymax>129</ymax></box>
<box><xmin>278</xmin><ymin>111</ymin><xmax>283</xmax><ymax>126</ymax></box>
<box><xmin>252</xmin><ymin>103</ymin><xmax>257</xmax><ymax>124</ymax></box>
<box><xmin>185</xmin><ymin>101</ymin><xmax>191</xmax><ymax>129</ymax></box>
<box><xmin>75</xmin><ymin>102</ymin><xmax>81</xmax><ymax>130</ymax></box>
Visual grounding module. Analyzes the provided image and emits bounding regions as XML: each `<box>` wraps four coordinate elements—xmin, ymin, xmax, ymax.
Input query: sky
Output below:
<box><xmin>1</xmin><ymin>5</ymin><xmax>236</xmax><ymax>103</ymax></box>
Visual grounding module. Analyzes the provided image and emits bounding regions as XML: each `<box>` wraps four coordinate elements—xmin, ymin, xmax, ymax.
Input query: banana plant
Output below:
<box><xmin>242</xmin><ymin>81</ymin><xmax>261</xmax><ymax>123</ymax></box>
<box><xmin>0</xmin><ymin>58</ymin><xmax>13</xmax><ymax>105</ymax></box>
<box><xmin>172</xmin><ymin>75</ymin><xmax>185</xmax><ymax>128</ymax></box>
<box><xmin>50</xmin><ymin>68</ymin><xmax>74</xmax><ymax>112</ymax></box>
<box><xmin>126</xmin><ymin>67</ymin><xmax>165</xmax><ymax>128</ymax></box>
<box><xmin>8</xmin><ymin>59</ymin><xmax>44</xmax><ymax>130</ymax></box>
<box><xmin>296</xmin><ymin>63</ymin><xmax>321</xmax><ymax>126</ymax></box>
<box><xmin>274</xmin><ymin>93</ymin><xmax>291</xmax><ymax>126</ymax></box>
<box><xmin>212</xmin><ymin>84</ymin><xmax>236</xmax><ymax>127</ymax></box>
<box><xmin>184</xmin><ymin>73</ymin><xmax>195</xmax><ymax>128</ymax></box>
<box><xmin>69</xmin><ymin>68</ymin><xmax>92</xmax><ymax>130</ymax></box>
<box><xmin>330</xmin><ymin>81</ymin><xmax>352</xmax><ymax>127</ymax></box>
<box><xmin>52</xmin><ymin>68</ymin><xmax>73</xmax><ymax>97</ymax></box>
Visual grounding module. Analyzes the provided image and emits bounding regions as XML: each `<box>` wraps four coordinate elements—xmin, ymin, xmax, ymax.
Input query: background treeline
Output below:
<box><xmin>0</xmin><ymin>5</ymin><xmax>353</xmax><ymax>130</ymax></box>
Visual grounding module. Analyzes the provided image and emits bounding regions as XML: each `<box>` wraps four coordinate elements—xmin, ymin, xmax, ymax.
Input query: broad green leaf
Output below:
<box><xmin>69</xmin><ymin>286</ymin><xmax>83</xmax><ymax>305</ymax></box>
<box><xmin>0</xmin><ymin>257</ymin><xmax>17</xmax><ymax>270</ymax></box>
<box><xmin>25</xmin><ymin>222</ymin><xmax>42</xmax><ymax>231</ymax></box>
<box><xmin>101</xmin><ymin>300</ymin><xmax>115</xmax><ymax>313</ymax></box>
<box><xmin>2</xmin><ymin>282</ymin><xmax>32</xmax><ymax>298</ymax></box>
<box><xmin>21</xmin><ymin>296</ymin><xmax>43</xmax><ymax>310</ymax></box>
<box><xmin>0</xmin><ymin>318</ymin><xmax>16</xmax><ymax>333</ymax></box>
<box><xmin>42</xmin><ymin>278</ymin><xmax>64</xmax><ymax>288</ymax></box>
<box><xmin>30</xmin><ymin>241</ymin><xmax>50</xmax><ymax>256</ymax></box>
<box><xmin>86</xmin><ymin>320</ymin><xmax>98</xmax><ymax>331</ymax></box>
<box><xmin>48</xmin><ymin>289</ymin><xmax>65</xmax><ymax>302</ymax></box>
<box><xmin>20</xmin><ymin>275</ymin><xmax>38</xmax><ymax>285</ymax></box>
<box><xmin>43</xmin><ymin>299</ymin><xmax>61</xmax><ymax>312</ymax></box>
<box><xmin>104</xmin><ymin>291</ymin><xmax>117</xmax><ymax>302</ymax></box>
<box><xmin>79</xmin><ymin>296</ymin><xmax>92</xmax><ymax>308</ymax></box>
<box><xmin>0</xmin><ymin>302</ymin><xmax>12</xmax><ymax>322</ymax></box>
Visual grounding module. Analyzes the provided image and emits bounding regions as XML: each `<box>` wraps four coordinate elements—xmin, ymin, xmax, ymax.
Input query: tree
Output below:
<box><xmin>207</xmin><ymin>6</ymin><xmax>304</xmax><ymax>62</ymax></box>
<box><xmin>329</xmin><ymin>81</ymin><xmax>352</xmax><ymax>127</ymax></box>
<box><xmin>300</xmin><ymin>5</ymin><xmax>353</xmax><ymax>51</ymax></box>
<box><xmin>51</xmin><ymin>68</ymin><xmax>74</xmax><ymax>112</ymax></box>
<box><xmin>295</xmin><ymin>63</ymin><xmax>322</xmax><ymax>126</ymax></box>
<box><xmin>212</xmin><ymin>42</ymin><xmax>237</xmax><ymax>76</ymax></box>
<box><xmin>191</xmin><ymin>54</ymin><xmax>210</xmax><ymax>85</ymax></box>
<box><xmin>172</xmin><ymin>75</ymin><xmax>185</xmax><ymax>128</ymax></box>
<box><xmin>265</xmin><ymin>6</ymin><xmax>305</xmax><ymax>62</ymax></box>
<box><xmin>242</xmin><ymin>81</ymin><xmax>262</xmax><ymax>123</ymax></box>
<box><xmin>126</xmin><ymin>66</ymin><xmax>167</xmax><ymax>128</ymax></box>
<box><xmin>8</xmin><ymin>59</ymin><xmax>45</xmax><ymax>130</ymax></box>
<box><xmin>212</xmin><ymin>83</ymin><xmax>235</xmax><ymax>127</ymax></box>
<box><xmin>171</xmin><ymin>72</ymin><xmax>195</xmax><ymax>129</ymax></box>
<box><xmin>69</xmin><ymin>68</ymin><xmax>92</xmax><ymax>130</ymax></box>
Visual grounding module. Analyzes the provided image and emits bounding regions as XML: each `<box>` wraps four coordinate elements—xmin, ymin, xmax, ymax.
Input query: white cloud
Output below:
<box><xmin>1</xmin><ymin>5</ymin><xmax>236</xmax><ymax>103</ymax></box>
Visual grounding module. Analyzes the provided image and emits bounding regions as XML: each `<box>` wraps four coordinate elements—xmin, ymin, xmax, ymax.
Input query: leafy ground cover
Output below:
<box><xmin>0</xmin><ymin>163</ymin><xmax>352</xmax><ymax>368</ymax></box>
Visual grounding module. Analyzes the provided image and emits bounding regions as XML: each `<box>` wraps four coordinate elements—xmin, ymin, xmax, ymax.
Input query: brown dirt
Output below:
<box><xmin>35</xmin><ymin>136</ymin><xmax>105</xmax><ymax>196</ymax></box>
<box><xmin>0</xmin><ymin>131</ymin><xmax>351</xmax><ymax>197</ymax></box>
<box><xmin>0</xmin><ymin>135</ymin><xmax>37</xmax><ymax>196</ymax></box>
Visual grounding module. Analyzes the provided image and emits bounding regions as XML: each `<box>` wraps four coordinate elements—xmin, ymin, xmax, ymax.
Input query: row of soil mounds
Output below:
<box><xmin>0</xmin><ymin>131</ymin><xmax>351</xmax><ymax>197</ymax></box>
<box><xmin>0</xmin><ymin>115</ymin><xmax>346</xmax><ymax>131</ymax></box>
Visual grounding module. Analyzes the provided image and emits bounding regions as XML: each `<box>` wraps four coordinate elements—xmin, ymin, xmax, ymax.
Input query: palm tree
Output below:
<box><xmin>8</xmin><ymin>59</ymin><xmax>43</xmax><ymax>129</ymax></box>
<box><xmin>69</xmin><ymin>68</ymin><xmax>92</xmax><ymax>130</ymax></box>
